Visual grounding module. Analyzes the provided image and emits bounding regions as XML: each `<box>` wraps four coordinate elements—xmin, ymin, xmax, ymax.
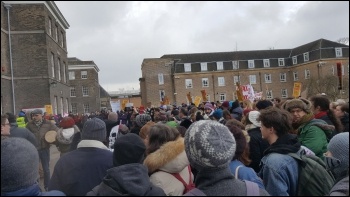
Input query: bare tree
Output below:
<box><xmin>305</xmin><ymin>75</ymin><xmax>349</xmax><ymax>101</ymax></box>
<box><xmin>336</xmin><ymin>37</ymin><xmax>349</xmax><ymax>45</ymax></box>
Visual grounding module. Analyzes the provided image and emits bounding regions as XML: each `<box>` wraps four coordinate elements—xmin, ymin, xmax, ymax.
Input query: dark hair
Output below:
<box><xmin>195</xmin><ymin>111</ymin><xmax>204</xmax><ymax>121</ymax></box>
<box><xmin>146</xmin><ymin>124</ymin><xmax>180</xmax><ymax>155</ymax></box>
<box><xmin>222</xmin><ymin>109</ymin><xmax>231</xmax><ymax>120</ymax></box>
<box><xmin>176</xmin><ymin>125</ymin><xmax>187</xmax><ymax>137</ymax></box>
<box><xmin>226</xmin><ymin>124</ymin><xmax>250</xmax><ymax>165</ymax></box>
<box><xmin>5</xmin><ymin>112</ymin><xmax>16</xmax><ymax>123</ymax></box>
<box><xmin>340</xmin><ymin>103</ymin><xmax>349</xmax><ymax>113</ymax></box>
<box><xmin>258</xmin><ymin>107</ymin><xmax>293</xmax><ymax>137</ymax></box>
<box><xmin>255</xmin><ymin>100</ymin><xmax>273</xmax><ymax>110</ymax></box>
<box><xmin>225</xmin><ymin>118</ymin><xmax>245</xmax><ymax>130</ymax></box>
<box><xmin>180</xmin><ymin>107</ymin><xmax>188</xmax><ymax>116</ymax></box>
<box><xmin>171</xmin><ymin>109</ymin><xmax>179</xmax><ymax>116</ymax></box>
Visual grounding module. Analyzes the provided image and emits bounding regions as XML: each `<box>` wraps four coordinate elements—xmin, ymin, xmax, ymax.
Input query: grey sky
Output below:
<box><xmin>54</xmin><ymin>1</ymin><xmax>349</xmax><ymax>92</ymax></box>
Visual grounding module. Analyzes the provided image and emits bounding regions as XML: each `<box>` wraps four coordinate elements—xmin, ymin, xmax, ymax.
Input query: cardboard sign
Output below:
<box><xmin>292</xmin><ymin>82</ymin><xmax>302</xmax><ymax>98</ymax></box>
<box><xmin>45</xmin><ymin>105</ymin><xmax>53</xmax><ymax>115</ymax></box>
<box><xmin>194</xmin><ymin>96</ymin><xmax>202</xmax><ymax>107</ymax></box>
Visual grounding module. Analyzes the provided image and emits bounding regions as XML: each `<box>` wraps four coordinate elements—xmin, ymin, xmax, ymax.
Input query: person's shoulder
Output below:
<box><xmin>41</xmin><ymin>190</ymin><xmax>66</xmax><ymax>196</ymax></box>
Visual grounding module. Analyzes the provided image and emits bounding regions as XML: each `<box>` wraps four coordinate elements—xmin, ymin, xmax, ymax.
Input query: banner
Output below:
<box><xmin>236</xmin><ymin>83</ymin><xmax>244</xmax><ymax>102</ymax></box>
<box><xmin>45</xmin><ymin>105</ymin><xmax>53</xmax><ymax>115</ymax></box>
<box><xmin>194</xmin><ymin>96</ymin><xmax>202</xmax><ymax>107</ymax></box>
<box><xmin>110</xmin><ymin>100</ymin><xmax>121</xmax><ymax>112</ymax></box>
<box><xmin>292</xmin><ymin>82</ymin><xmax>302</xmax><ymax>98</ymax></box>
<box><xmin>121</xmin><ymin>99</ymin><xmax>128</xmax><ymax>111</ymax></box>
<box><xmin>200</xmin><ymin>90</ymin><xmax>207</xmax><ymax>102</ymax></box>
<box><xmin>241</xmin><ymin>84</ymin><xmax>255</xmax><ymax>102</ymax></box>
<box><xmin>254</xmin><ymin>91</ymin><xmax>263</xmax><ymax>100</ymax></box>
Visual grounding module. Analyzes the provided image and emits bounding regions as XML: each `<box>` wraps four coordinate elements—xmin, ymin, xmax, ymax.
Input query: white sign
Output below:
<box><xmin>241</xmin><ymin>85</ymin><xmax>255</xmax><ymax>102</ymax></box>
<box><xmin>110</xmin><ymin>100</ymin><xmax>121</xmax><ymax>112</ymax></box>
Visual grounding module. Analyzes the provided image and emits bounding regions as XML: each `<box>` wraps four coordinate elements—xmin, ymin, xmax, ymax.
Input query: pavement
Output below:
<box><xmin>39</xmin><ymin>145</ymin><xmax>60</xmax><ymax>191</ymax></box>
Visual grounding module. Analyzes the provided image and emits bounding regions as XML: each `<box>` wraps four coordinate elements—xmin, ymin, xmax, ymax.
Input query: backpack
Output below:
<box><xmin>167</xmin><ymin>165</ymin><xmax>196</xmax><ymax>194</ymax></box>
<box><xmin>235</xmin><ymin>165</ymin><xmax>260</xmax><ymax>196</ymax></box>
<box><xmin>288</xmin><ymin>150</ymin><xmax>335</xmax><ymax>196</ymax></box>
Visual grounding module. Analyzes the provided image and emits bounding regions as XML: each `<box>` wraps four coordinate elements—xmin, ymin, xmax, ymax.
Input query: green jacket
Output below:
<box><xmin>298</xmin><ymin>119</ymin><xmax>334</xmax><ymax>159</ymax></box>
<box><xmin>16</xmin><ymin>117</ymin><xmax>26</xmax><ymax>128</ymax></box>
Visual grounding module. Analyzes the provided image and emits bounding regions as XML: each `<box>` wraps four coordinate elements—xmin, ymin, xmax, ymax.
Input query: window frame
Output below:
<box><xmin>305</xmin><ymin>69</ymin><xmax>310</xmax><ymax>79</ymax></box>
<box><xmin>202</xmin><ymin>78</ymin><xmax>209</xmax><ymax>87</ymax></box>
<box><xmin>217</xmin><ymin>62</ymin><xmax>224</xmax><ymax>70</ymax></box>
<box><xmin>219</xmin><ymin>93</ymin><xmax>226</xmax><ymax>102</ymax></box>
<box><xmin>69</xmin><ymin>71</ymin><xmax>75</xmax><ymax>80</ymax></box>
<box><xmin>293</xmin><ymin>71</ymin><xmax>299</xmax><ymax>81</ymax></box>
<box><xmin>218</xmin><ymin>77</ymin><xmax>225</xmax><ymax>86</ymax></box>
<box><xmin>70</xmin><ymin>87</ymin><xmax>76</xmax><ymax>97</ymax></box>
<box><xmin>263</xmin><ymin>59</ymin><xmax>270</xmax><ymax>68</ymax></box>
<box><xmin>233</xmin><ymin>76</ymin><xmax>240</xmax><ymax>84</ymax></box>
<box><xmin>82</xmin><ymin>86</ymin><xmax>89</xmax><ymax>96</ymax></box>
<box><xmin>265</xmin><ymin>74</ymin><xmax>272</xmax><ymax>83</ymax></box>
<box><xmin>266</xmin><ymin>90</ymin><xmax>273</xmax><ymax>99</ymax></box>
<box><xmin>51</xmin><ymin>52</ymin><xmax>55</xmax><ymax>78</ymax></box>
<box><xmin>83</xmin><ymin>104</ymin><xmax>90</xmax><ymax>114</ymax></box>
<box><xmin>158</xmin><ymin>73</ymin><xmax>164</xmax><ymax>85</ymax></box>
<box><xmin>185</xmin><ymin>79</ymin><xmax>193</xmax><ymax>89</ymax></box>
<box><xmin>281</xmin><ymin>89</ymin><xmax>288</xmax><ymax>98</ymax></box>
<box><xmin>335</xmin><ymin>48</ymin><xmax>342</xmax><ymax>57</ymax></box>
<box><xmin>280</xmin><ymin>73</ymin><xmax>287</xmax><ymax>82</ymax></box>
<box><xmin>248</xmin><ymin>60</ymin><xmax>255</xmax><ymax>69</ymax></box>
<box><xmin>184</xmin><ymin>63</ymin><xmax>191</xmax><ymax>72</ymax></box>
<box><xmin>232</xmin><ymin>61</ymin><xmax>239</xmax><ymax>69</ymax></box>
<box><xmin>249</xmin><ymin>75</ymin><xmax>256</xmax><ymax>84</ymax></box>
<box><xmin>159</xmin><ymin>90</ymin><xmax>165</xmax><ymax>101</ymax></box>
<box><xmin>303</xmin><ymin>52</ymin><xmax>309</xmax><ymax>62</ymax></box>
<box><xmin>201</xmin><ymin>62</ymin><xmax>207</xmax><ymax>71</ymax></box>
<box><xmin>292</xmin><ymin>56</ymin><xmax>297</xmax><ymax>65</ymax></box>
<box><xmin>48</xmin><ymin>17</ymin><xmax>52</xmax><ymax>36</ymax></box>
<box><xmin>81</xmin><ymin>71</ymin><xmax>88</xmax><ymax>79</ymax></box>
<box><xmin>278</xmin><ymin>58</ymin><xmax>285</xmax><ymax>67</ymax></box>
<box><xmin>57</xmin><ymin>58</ymin><xmax>61</xmax><ymax>81</ymax></box>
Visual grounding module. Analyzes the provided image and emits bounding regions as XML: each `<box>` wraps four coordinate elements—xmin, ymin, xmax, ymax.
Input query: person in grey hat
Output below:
<box><xmin>184</xmin><ymin>120</ymin><xmax>270</xmax><ymax>196</ymax></box>
<box><xmin>48</xmin><ymin>118</ymin><xmax>113</xmax><ymax>196</ymax></box>
<box><xmin>1</xmin><ymin>137</ymin><xmax>65</xmax><ymax>196</ymax></box>
<box><xmin>26</xmin><ymin>109</ymin><xmax>59</xmax><ymax>191</ymax></box>
<box><xmin>324</xmin><ymin>132</ymin><xmax>349</xmax><ymax>196</ymax></box>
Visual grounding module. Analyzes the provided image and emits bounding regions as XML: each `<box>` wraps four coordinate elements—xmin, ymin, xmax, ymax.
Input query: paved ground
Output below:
<box><xmin>39</xmin><ymin>145</ymin><xmax>60</xmax><ymax>191</ymax></box>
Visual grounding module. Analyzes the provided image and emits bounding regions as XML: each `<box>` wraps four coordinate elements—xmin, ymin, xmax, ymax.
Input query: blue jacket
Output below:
<box><xmin>229</xmin><ymin>160</ymin><xmax>265</xmax><ymax>189</ymax></box>
<box><xmin>1</xmin><ymin>183</ymin><xmax>65</xmax><ymax>196</ymax></box>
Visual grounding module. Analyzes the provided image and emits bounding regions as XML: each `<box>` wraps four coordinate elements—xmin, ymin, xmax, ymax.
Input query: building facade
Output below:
<box><xmin>109</xmin><ymin>89</ymin><xmax>141</xmax><ymax>111</ymax></box>
<box><xmin>140</xmin><ymin>39</ymin><xmax>349</xmax><ymax>106</ymax></box>
<box><xmin>68</xmin><ymin>57</ymin><xmax>101</xmax><ymax>114</ymax></box>
<box><xmin>1</xmin><ymin>1</ymin><xmax>70</xmax><ymax>114</ymax></box>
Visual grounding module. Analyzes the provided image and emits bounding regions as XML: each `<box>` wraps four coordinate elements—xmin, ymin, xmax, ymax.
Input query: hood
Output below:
<box><xmin>101</xmin><ymin>164</ymin><xmax>153</xmax><ymax>196</ymax></box>
<box><xmin>144</xmin><ymin>137</ymin><xmax>189</xmax><ymax>174</ymax></box>
<box><xmin>305</xmin><ymin>119</ymin><xmax>335</xmax><ymax>137</ymax></box>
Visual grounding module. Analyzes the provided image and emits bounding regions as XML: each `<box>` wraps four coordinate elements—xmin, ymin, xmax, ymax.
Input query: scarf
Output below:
<box><xmin>34</xmin><ymin>119</ymin><xmax>43</xmax><ymax>128</ymax></box>
<box><xmin>314</xmin><ymin>111</ymin><xmax>327</xmax><ymax>119</ymax></box>
<box><xmin>264</xmin><ymin>134</ymin><xmax>301</xmax><ymax>156</ymax></box>
<box><xmin>292</xmin><ymin>112</ymin><xmax>314</xmax><ymax>131</ymax></box>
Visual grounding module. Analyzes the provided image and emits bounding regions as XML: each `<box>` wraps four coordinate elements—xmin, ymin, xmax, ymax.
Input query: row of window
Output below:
<box><xmin>70</xmin><ymin>86</ymin><xmax>89</xmax><ymax>97</ymax></box>
<box><xmin>51</xmin><ymin>53</ymin><xmax>67</xmax><ymax>82</ymax></box>
<box><xmin>52</xmin><ymin>96</ymin><xmax>69</xmax><ymax>116</ymax></box>
<box><xmin>182</xmin><ymin>48</ymin><xmax>343</xmax><ymax>72</ymax></box>
<box><xmin>48</xmin><ymin>17</ymin><xmax>65</xmax><ymax>48</ymax></box>
<box><xmin>68</xmin><ymin>71</ymin><xmax>88</xmax><ymax>80</ymax></box>
<box><xmin>71</xmin><ymin>103</ymin><xmax>90</xmax><ymax>114</ymax></box>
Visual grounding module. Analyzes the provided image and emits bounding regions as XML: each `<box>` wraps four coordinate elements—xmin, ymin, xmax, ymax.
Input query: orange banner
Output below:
<box><xmin>292</xmin><ymin>82</ymin><xmax>302</xmax><ymax>98</ymax></box>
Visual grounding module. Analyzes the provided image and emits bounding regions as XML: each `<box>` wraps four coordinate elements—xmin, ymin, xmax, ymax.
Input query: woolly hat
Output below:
<box><xmin>185</xmin><ymin>120</ymin><xmax>236</xmax><ymax>171</ymax></box>
<box><xmin>248</xmin><ymin>111</ymin><xmax>261</xmax><ymax>127</ymax></box>
<box><xmin>222</xmin><ymin>101</ymin><xmax>230</xmax><ymax>108</ymax></box>
<box><xmin>204</xmin><ymin>103</ymin><xmax>214</xmax><ymax>111</ymax></box>
<box><xmin>113</xmin><ymin>133</ymin><xmax>146</xmax><ymax>167</ymax></box>
<box><xmin>212</xmin><ymin>109</ymin><xmax>223</xmax><ymax>120</ymax></box>
<box><xmin>231</xmin><ymin>100</ymin><xmax>240</xmax><ymax>110</ymax></box>
<box><xmin>282</xmin><ymin>98</ymin><xmax>311</xmax><ymax>113</ymax></box>
<box><xmin>81</xmin><ymin>117</ymin><xmax>106</xmax><ymax>142</ymax></box>
<box><xmin>327</xmin><ymin>132</ymin><xmax>349</xmax><ymax>176</ymax></box>
<box><xmin>59</xmin><ymin>117</ymin><xmax>75</xmax><ymax>129</ymax></box>
<box><xmin>1</xmin><ymin>138</ymin><xmax>39</xmax><ymax>192</ymax></box>
<box><xmin>18</xmin><ymin>111</ymin><xmax>26</xmax><ymax>117</ymax></box>
<box><xmin>255</xmin><ymin>100</ymin><xmax>273</xmax><ymax>110</ymax></box>
<box><xmin>31</xmin><ymin>109</ymin><xmax>43</xmax><ymax>115</ymax></box>
<box><xmin>135</xmin><ymin>114</ymin><xmax>152</xmax><ymax>127</ymax></box>
<box><xmin>243</xmin><ymin>109</ymin><xmax>252</xmax><ymax>116</ymax></box>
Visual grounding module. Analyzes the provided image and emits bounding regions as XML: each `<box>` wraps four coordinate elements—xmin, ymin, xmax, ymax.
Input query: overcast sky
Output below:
<box><xmin>55</xmin><ymin>1</ymin><xmax>349</xmax><ymax>92</ymax></box>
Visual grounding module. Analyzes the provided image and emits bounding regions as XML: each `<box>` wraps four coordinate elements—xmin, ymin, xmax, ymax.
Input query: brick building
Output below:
<box><xmin>68</xmin><ymin>57</ymin><xmax>102</xmax><ymax>114</ymax></box>
<box><xmin>140</xmin><ymin>38</ymin><xmax>349</xmax><ymax>106</ymax></box>
<box><xmin>109</xmin><ymin>89</ymin><xmax>141</xmax><ymax>111</ymax></box>
<box><xmin>1</xmin><ymin>1</ymin><xmax>70</xmax><ymax>114</ymax></box>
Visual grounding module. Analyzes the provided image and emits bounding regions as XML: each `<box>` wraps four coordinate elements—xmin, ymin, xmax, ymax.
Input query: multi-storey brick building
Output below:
<box><xmin>1</xmin><ymin>1</ymin><xmax>70</xmax><ymax>114</ymax></box>
<box><xmin>109</xmin><ymin>89</ymin><xmax>141</xmax><ymax>111</ymax></box>
<box><xmin>68</xmin><ymin>57</ymin><xmax>101</xmax><ymax>114</ymax></box>
<box><xmin>140</xmin><ymin>39</ymin><xmax>349</xmax><ymax>106</ymax></box>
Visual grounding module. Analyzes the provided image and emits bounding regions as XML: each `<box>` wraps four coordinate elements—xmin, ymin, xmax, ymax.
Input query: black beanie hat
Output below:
<box><xmin>113</xmin><ymin>133</ymin><xmax>146</xmax><ymax>167</ymax></box>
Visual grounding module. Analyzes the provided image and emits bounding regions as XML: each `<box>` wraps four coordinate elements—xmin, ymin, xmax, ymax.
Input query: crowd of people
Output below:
<box><xmin>1</xmin><ymin>94</ymin><xmax>349</xmax><ymax>196</ymax></box>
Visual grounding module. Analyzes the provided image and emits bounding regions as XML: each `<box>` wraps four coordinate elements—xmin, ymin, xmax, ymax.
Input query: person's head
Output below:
<box><xmin>226</xmin><ymin>124</ymin><xmax>250</xmax><ymax>165</ymax></box>
<box><xmin>171</xmin><ymin>109</ymin><xmax>179</xmax><ymax>117</ymax></box>
<box><xmin>258</xmin><ymin>107</ymin><xmax>293</xmax><ymax>144</ymax></box>
<box><xmin>282</xmin><ymin>98</ymin><xmax>312</xmax><ymax>123</ymax></box>
<box><xmin>135</xmin><ymin>114</ymin><xmax>152</xmax><ymax>128</ymax></box>
<box><xmin>222</xmin><ymin>101</ymin><xmax>230</xmax><ymax>109</ymax></box>
<box><xmin>5</xmin><ymin>112</ymin><xmax>16</xmax><ymax>124</ymax></box>
<box><xmin>146</xmin><ymin>124</ymin><xmax>180</xmax><ymax>155</ymax></box>
<box><xmin>1</xmin><ymin>137</ymin><xmax>39</xmax><ymax>192</ymax></box>
<box><xmin>31</xmin><ymin>109</ymin><xmax>43</xmax><ymax>122</ymax></box>
<box><xmin>179</xmin><ymin>107</ymin><xmax>188</xmax><ymax>118</ymax></box>
<box><xmin>242</xmin><ymin>100</ymin><xmax>253</xmax><ymax>109</ymax></box>
<box><xmin>271</xmin><ymin>97</ymin><xmax>281</xmax><ymax>106</ymax></box>
<box><xmin>139</xmin><ymin>121</ymin><xmax>156</xmax><ymax>145</ymax></box>
<box><xmin>324</xmin><ymin>132</ymin><xmax>349</xmax><ymax>179</ymax></box>
<box><xmin>309</xmin><ymin>95</ymin><xmax>331</xmax><ymax>114</ymax></box>
<box><xmin>113</xmin><ymin>133</ymin><xmax>146</xmax><ymax>167</ymax></box>
<box><xmin>222</xmin><ymin>109</ymin><xmax>232</xmax><ymax>120</ymax></box>
<box><xmin>1</xmin><ymin>114</ymin><xmax>11</xmax><ymax>136</ymax></box>
<box><xmin>225</xmin><ymin>118</ymin><xmax>245</xmax><ymax>130</ymax></box>
<box><xmin>247</xmin><ymin>111</ymin><xmax>261</xmax><ymax>127</ymax></box>
<box><xmin>204</xmin><ymin>103</ymin><xmax>214</xmax><ymax>115</ymax></box>
<box><xmin>185</xmin><ymin>120</ymin><xmax>236</xmax><ymax>171</ymax></box>
<box><xmin>212</xmin><ymin>109</ymin><xmax>223</xmax><ymax>121</ymax></box>
<box><xmin>176</xmin><ymin>125</ymin><xmax>187</xmax><ymax>137</ymax></box>
<box><xmin>108</xmin><ymin>112</ymin><xmax>118</xmax><ymax>121</ymax></box>
<box><xmin>329</xmin><ymin>101</ymin><xmax>339</xmax><ymax>111</ymax></box>
<box><xmin>81</xmin><ymin>117</ymin><xmax>106</xmax><ymax>142</ymax></box>
<box><xmin>59</xmin><ymin>116</ymin><xmax>75</xmax><ymax>129</ymax></box>
<box><xmin>255</xmin><ymin>100</ymin><xmax>273</xmax><ymax>111</ymax></box>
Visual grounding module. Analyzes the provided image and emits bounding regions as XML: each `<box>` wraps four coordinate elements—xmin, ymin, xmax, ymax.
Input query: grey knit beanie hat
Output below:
<box><xmin>1</xmin><ymin>137</ymin><xmax>39</xmax><ymax>192</ymax></box>
<box><xmin>135</xmin><ymin>114</ymin><xmax>152</xmax><ymax>127</ymax></box>
<box><xmin>184</xmin><ymin>120</ymin><xmax>236</xmax><ymax>171</ymax></box>
<box><xmin>327</xmin><ymin>132</ymin><xmax>349</xmax><ymax>176</ymax></box>
<box><xmin>82</xmin><ymin>118</ymin><xmax>107</xmax><ymax>142</ymax></box>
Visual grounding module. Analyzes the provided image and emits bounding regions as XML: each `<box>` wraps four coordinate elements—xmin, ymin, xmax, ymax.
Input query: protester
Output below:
<box><xmin>334</xmin><ymin>103</ymin><xmax>349</xmax><ymax>132</ymax></box>
<box><xmin>5</xmin><ymin>112</ymin><xmax>37</xmax><ymax>147</ymax></box>
<box><xmin>1</xmin><ymin>137</ymin><xmax>65</xmax><ymax>196</ymax></box>
<box><xmin>55</xmin><ymin>116</ymin><xmax>80</xmax><ymax>156</ymax></box>
<box><xmin>1</xmin><ymin>115</ymin><xmax>11</xmax><ymax>140</ymax></box>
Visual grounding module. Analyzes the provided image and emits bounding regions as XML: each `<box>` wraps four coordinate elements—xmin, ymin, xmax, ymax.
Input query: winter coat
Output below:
<box><xmin>1</xmin><ymin>183</ymin><xmax>65</xmax><ymax>196</ymax></box>
<box><xmin>143</xmin><ymin>137</ymin><xmax>192</xmax><ymax>196</ymax></box>
<box><xmin>86</xmin><ymin>164</ymin><xmax>165</xmax><ymax>196</ymax></box>
<box><xmin>9</xmin><ymin>123</ymin><xmax>38</xmax><ymax>147</ymax></box>
<box><xmin>329</xmin><ymin>175</ymin><xmax>349</xmax><ymax>196</ymax></box>
<box><xmin>340</xmin><ymin>113</ymin><xmax>349</xmax><ymax>132</ymax></box>
<box><xmin>48</xmin><ymin>140</ymin><xmax>113</xmax><ymax>196</ymax></box>
<box><xmin>229</xmin><ymin>160</ymin><xmax>265</xmax><ymax>189</ymax></box>
<box><xmin>55</xmin><ymin>125</ymin><xmax>80</xmax><ymax>155</ymax></box>
<box><xmin>26</xmin><ymin>119</ymin><xmax>59</xmax><ymax>150</ymax></box>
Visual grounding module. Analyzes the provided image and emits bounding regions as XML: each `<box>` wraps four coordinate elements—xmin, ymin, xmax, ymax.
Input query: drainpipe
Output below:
<box><xmin>5</xmin><ymin>4</ymin><xmax>16</xmax><ymax>114</ymax></box>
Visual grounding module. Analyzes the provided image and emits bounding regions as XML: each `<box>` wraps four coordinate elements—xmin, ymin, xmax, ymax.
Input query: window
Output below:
<box><xmin>54</xmin><ymin>96</ymin><xmax>58</xmax><ymax>115</ymax></box>
<box><xmin>82</xmin><ymin>86</ymin><xmax>89</xmax><ymax>96</ymax></box>
<box><xmin>218</xmin><ymin>77</ymin><xmax>225</xmax><ymax>86</ymax></box>
<box><xmin>185</xmin><ymin>79</ymin><xmax>192</xmax><ymax>89</ymax></box>
<box><xmin>48</xmin><ymin>17</ymin><xmax>52</xmax><ymax>36</ymax></box>
<box><xmin>158</xmin><ymin>73</ymin><xmax>164</xmax><ymax>85</ymax></box>
<box><xmin>281</xmin><ymin>89</ymin><xmax>288</xmax><ymax>98</ymax></box>
<box><xmin>278</xmin><ymin>58</ymin><xmax>285</xmax><ymax>66</ymax></box>
<box><xmin>65</xmin><ymin>98</ymin><xmax>68</xmax><ymax>114</ymax></box>
<box><xmin>233</xmin><ymin>76</ymin><xmax>240</xmax><ymax>84</ymax></box>
<box><xmin>71</xmin><ymin>103</ymin><xmax>77</xmax><ymax>114</ymax></box>
<box><xmin>62</xmin><ymin>62</ymin><xmax>66</xmax><ymax>83</ymax></box>
<box><xmin>293</xmin><ymin>72</ymin><xmax>299</xmax><ymax>81</ymax></box>
<box><xmin>232</xmin><ymin>61</ymin><xmax>239</xmax><ymax>69</ymax></box>
<box><xmin>331</xmin><ymin>66</ymin><xmax>335</xmax><ymax>75</ymax></box>
<box><xmin>159</xmin><ymin>90</ymin><xmax>165</xmax><ymax>101</ymax></box>
<box><xmin>57</xmin><ymin>58</ymin><xmax>61</xmax><ymax>81</ymax></box>
<box><xmin>217</xmin><ymin>62</ymin><xmax>223</xmax><ymax>70</ymax></box>
<box><xmin>206</xmin><ymin>95</ymin><xmax>211</xmax><ymax>102</ymax></box>
<box><xmin>69</xmin><ymin>71</ymin><xmax>75</xmax><ymax>80</ymax></box>
<box><xmin>305</xmin><ymin>69</ymin><xmax>310</xmax><ymax>79</ymax></box>
<box><xmin>201</xmin><ymin>63</ymin><xmax>207</xmax><ymax>71</ymax></box>
<box><xmin>219</xmin><ymin>93</ymin><xmax>226</xmax><ymax>102</ymax></box>
<box><xmin>60</xmin><ymin>97</ymin><xmax>63</xmax><ymax>115</ymax></box>
<box><xmin>248</xmin><ymin>60</ymin><xmax>255</xmax><ymax>68</ymax></box>
<box><xmin>83</xmin><ymin>104</ymin><xmax>90</xmax><ymax>114</ymax></box>
<box><xmin>280</xmin><ymin>73</ymin><xmax>287</xmax><ymax>82</ymax></box>
<box><xmin>70</xmin><ymin>87</ymin><xmax>76</xmax><ymax>97</ymax></box>
<box><xmin>266</xmin><ymin>90</ymin><xmax>273</xmax><ymax>99</ymax></box>
<box><xmin>55</xmin><ymin>25</ymin><xmax>58</xmax><ymax>42</ymax></box>
<box><xmin>335</xmin><ymin>48</ymin><xmax>342</xmax><ymax>57</ymax></box>
<box><xmin>303</xmin><ymin>52</ymin><xmax>309</xmax><ymax>62</ymax></box>
<box><xmin>249</xmin><ymin>75</ymin><xmax>256</xmax><ymax>84</ymax></box>
<box><xmin>263</xmin><ymin>59</ymin><xmax>270</xmax><ymax>67</ymax></box>
<box><xmin>202</xmin><ymin>78</ymin><xmax>209</xmax><ymax>87</ymax></box>
<box><xmin>342</xmin><ymin>65</ymin><xmax>345</xmax><ymax>76</ymax></box>
<box><xmin>184</xmin><ymin>63</ymin><xmax>191</xmax><ymax>72</ymax></box>
<box><xmin>265</xmin><ymin>74</ymin><xmax>272</xmax><ymax>83</ymax></box>
<box><xmin>292</xmin><ymin>56</ymin><xmax>297</xmax><ymax>65</ymax></box>
<box><xmin>81</xmin><ymin>71</ymin><xmax>87</xmax><ymax>79</ymax></box>
<box><xmin>61</xmin><ymin>31</ymin><xmax>64</xmax><ymax>47</ymax></box>
<box><xmin>51</xmin><ymin>53</ymin><xmax>55</xmax><ymax>78</ymax></box>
